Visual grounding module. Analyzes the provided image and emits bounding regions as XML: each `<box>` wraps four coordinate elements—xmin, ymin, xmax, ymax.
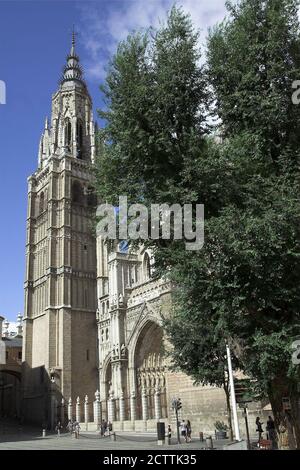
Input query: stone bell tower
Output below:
<box><xmin>22</xmin><ymin>33</ymin><xmax>98</xmax><ymax>427</ymax></box>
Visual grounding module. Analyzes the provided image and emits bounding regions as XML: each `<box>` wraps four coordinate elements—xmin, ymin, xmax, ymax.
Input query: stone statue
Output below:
<box><xmin>121</xmin><ymin>343</ymin><xmax>126</xmax><ymax>357</ymax></box>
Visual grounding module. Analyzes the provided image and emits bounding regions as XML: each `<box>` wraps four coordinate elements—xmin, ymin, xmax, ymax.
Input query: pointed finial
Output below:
<box><xmin>17</xmin><ymin>313</ymin><xmax>23</xmax><ymax>336</ymax></box>
<box><xmin>3</xmin><ymin>319</ymin><xmax>9</xmax><ymax>337</ymax></box>
<box><xmin>72</xmin><ymin>25</ymin><xmax>75</xmax><ymax>46</ymax></box>
<box><xmin>71</xmin><ymin>25</ymin><xmax>76</xmax><ymax>56</ymax></box>
<box><xmin>45</xmin><ymin>116</ymin><xmax>48</xmax><ymax>130</ymax></box>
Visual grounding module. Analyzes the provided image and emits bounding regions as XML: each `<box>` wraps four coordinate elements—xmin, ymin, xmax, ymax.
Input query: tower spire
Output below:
<box><xmin>60</xmin><ymin>28</ymin><xmax>85</xmax><ymax>88</ymax></box>
<box><xmin>71</xmin><ymin>25</ymin><xmax>76</xmax><ymax>56</ymax></box>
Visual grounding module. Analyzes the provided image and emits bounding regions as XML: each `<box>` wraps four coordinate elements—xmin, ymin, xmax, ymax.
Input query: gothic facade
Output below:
<box><xmin>22</xmin><ymin>37</ymin><xmax>266</xmax><ymax>434</ymax></box>
<box><xmin>96</xmin><ymin>242</ymin><xmax>172</xmax><ymax>427</ymax></box>
<box><xmin>22</xmin><ymin>36</ymin><xmax>98</xmax><ymax>425</ymax></box>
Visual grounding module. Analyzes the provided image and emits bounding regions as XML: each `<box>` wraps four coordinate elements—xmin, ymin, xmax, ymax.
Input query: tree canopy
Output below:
<box><xmin>95</xmin><ymin>1</ymin><xmax>300</xmax><ymax>448</ymax></box>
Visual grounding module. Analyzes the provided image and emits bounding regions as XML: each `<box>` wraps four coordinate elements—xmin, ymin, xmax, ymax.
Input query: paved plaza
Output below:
<box><xmin>0</xmin><ymin>421</ymin><xmax>230</xmax><ymax>450</ymax></box>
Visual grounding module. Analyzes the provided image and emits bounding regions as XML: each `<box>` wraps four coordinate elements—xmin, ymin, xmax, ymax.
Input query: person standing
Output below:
<box><xmin>180</xmin><ymin>420</ymin><xmax>187</xmax><ymax>443</ymax></box>
<box><xmin>67</xmin><ymin>420</ymin><xmax>73</xmax><ymax>436</ymax></box>
<box><xmin>55</xmin><ymin>421</ymin><xmax>62</xmax><ymax>436</ymax></box>
<box><xmin>108</xmin><ymin>420</ymin><xmax>113</xmax><ymax>436</ymax></box>
<box><xmin>103</xmin><ymin>419</ymin><xmax>108</xmax><ymax>436</ymax></box>
<box><xmin>167</xmin><ymin>424</ymin><xmax>172</xmax><ymax>444</ymax></box>
<box><xmin>74</xmin><ymin>421</ymin><xmax>80</xmax><ymax>439</ymax></box>
<box><xmin>266</xmin><ymin>416</ymin><xmax>277</xmax><ymax>449</ymax></box>
<box><xmin>186</xmin><ymin>420</ymin><xmax>192</xmax><ymax>442</ymax></box>
<box><xmin>256</xmin><ymin>417</ymin><xmax>264</xmax><ymax>444</ymax></box>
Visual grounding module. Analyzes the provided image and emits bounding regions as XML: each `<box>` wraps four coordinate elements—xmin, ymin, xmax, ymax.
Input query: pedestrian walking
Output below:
<box><xmin>266</xmin><ymin>416</ymin><xmax>277</xmax><ymax>449</ymax></box>
<box><xmin>167</xmin><ymin>424</ymin><xmax>172</xmax><ymax>444</ymax></box>
<box><xmin>67</xmin><ymin>419</ymin><xmax>73</xmax><ymax>436</ymax></box>
<box><xmin>102</xmin><ymin>419</ymin><xmax>108</xmax><ymax>436</ymax></box>
<box><xmin>55</xmin><ymin>421</ymin><xmax>62</xmax><ymax>436</ymax></box>
<box><xmin>186</xmin><ymin>420</ymin><xmax>192</xmax><ymax>442</ymax></box>
<box><xmin>100</xmin><ymin>419</ymin><xmax>106</xmax><ymax>437</ymax></box>
<box><xmin>108</xmin><ymin>420</ymin><xmax>113</xmax><ymax>436</ymax></box>
<box><xmin>256</xmin><ymin>417</ymin><xmax>264</xmax><ymax>445</ymax></box>
<box><xmin>74</xmin><ymin>421</ymin><xmax>80</xmax><ymax>439</ymax></box>
<box><xmin>180</xmin><ymin>420</ymin><xmax>187</xmax><ymax>443</ymax></box>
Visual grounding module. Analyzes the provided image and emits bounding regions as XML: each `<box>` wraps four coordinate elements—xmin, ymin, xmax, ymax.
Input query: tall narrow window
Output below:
<box><xmin>64</xmin><ymin>118</ymin><xmax>72</xmax><ymax>150</ymax></box>
<box><xmin>76</xmin><ymin>120</ymin><xmax>83</xmax><ymax>159</ymax></box>
<box><xmin>39</xmin><ymin>192</ymin><xmax>44</xmax><ymax>214</ymax></box>
<box><xmin>72</xmin><ymin>181</ymin><xmax>83</xmax><ymax>204</ymax></box>
<box><xmin>87</xmin><ymin>186</ymin><xmax>97</xmax><ymax>207</ymax></box>
<box><xmin>143</xmin><ymin>252</ymin><xmax>151</xmax><ymax>280</ymax></box>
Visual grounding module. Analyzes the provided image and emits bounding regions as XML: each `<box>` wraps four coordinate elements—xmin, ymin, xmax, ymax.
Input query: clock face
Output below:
<box><xmin>119</xmin><ymin>240</ymin><xmax>129</xmax><ymax>253</ymax></box>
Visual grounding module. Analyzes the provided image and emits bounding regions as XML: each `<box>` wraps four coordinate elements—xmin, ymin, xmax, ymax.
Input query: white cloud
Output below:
<box><xmin>77</xmin><ymin>0</ymin><xmax>227</xmax><ymax>81</ymax></box>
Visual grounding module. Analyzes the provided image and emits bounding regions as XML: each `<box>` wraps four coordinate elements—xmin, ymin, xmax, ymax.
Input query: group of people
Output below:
<box><xmin>54</xmin><ymin>419</ymin><xmax>113</xmax><ymax>439</ymax></box>
<box><xmin>99</xmin><ymin>419</ymin><xmax>113</xmax><ymax>437</ymax></box>
<box><xmin>65</xmin><ymin>420</ymin><xmax>81</xmax><ymax>438</ymax></box>
<box><xmin>179</xmin><ymin>419</ymin><xmax>192</xmax><ymax>443</ymax></box>
<box><xmin>256</xmin><ymin>416</ymin><xmax>277</xmax><ymax>448</ymax></box>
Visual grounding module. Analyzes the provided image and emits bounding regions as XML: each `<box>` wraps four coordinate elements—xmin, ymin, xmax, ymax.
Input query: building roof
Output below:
<box><xmin>1</xmin><ymin>336</ymin><xmax>22</xmax><ymax>348</ymax></box>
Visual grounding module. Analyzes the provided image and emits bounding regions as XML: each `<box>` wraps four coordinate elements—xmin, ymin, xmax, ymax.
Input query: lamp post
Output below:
<box><xmin>226</xmin><ymin>343</ymin><xmax>241</xmax><ymax>441</ymax></box>
<box><xmin>171</xmin><ymin>397</ymin><xmax>182</xmax><ymax>444</ymax></box>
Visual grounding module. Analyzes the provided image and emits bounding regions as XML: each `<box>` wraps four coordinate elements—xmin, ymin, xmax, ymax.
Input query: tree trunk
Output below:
<box><xmin>224</xmin><ymin>384</ymin><xmax>234</xmax><ymax>441</ymax></box>
<box><xmin>267</xmin><ymin>377</ymin><xmax>300</xmax><ymax>449</ymax></box>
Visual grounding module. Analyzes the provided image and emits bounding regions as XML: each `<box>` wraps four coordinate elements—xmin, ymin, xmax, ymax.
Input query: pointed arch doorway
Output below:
<box><xmin>134</xmin><ymin>320</ymin><xmax>168</xmax><ymax>420</ymax></box>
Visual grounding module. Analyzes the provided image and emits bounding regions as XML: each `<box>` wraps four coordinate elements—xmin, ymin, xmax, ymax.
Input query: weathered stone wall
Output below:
<box><xmin>166</xmin><ymin>370</ymin><xmax>270</xmax><ymax>438</ymax></box>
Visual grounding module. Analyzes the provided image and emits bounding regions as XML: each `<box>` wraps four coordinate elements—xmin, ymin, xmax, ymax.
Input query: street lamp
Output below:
<box><xmin>226</xmin><ymin>343</ymin><xmax>241</xmax><ymax>441</ymax></box>
<box><xmin>171</xmin><ymin>397</ymin><xmax>182</xmax><ymax>444</ymax></box>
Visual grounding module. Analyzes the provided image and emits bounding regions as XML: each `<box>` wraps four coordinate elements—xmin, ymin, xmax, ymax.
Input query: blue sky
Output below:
<box><xmin>0</xmin><ymin>0</ymin><xmax>227</xmax><ymax>322</ymax></box>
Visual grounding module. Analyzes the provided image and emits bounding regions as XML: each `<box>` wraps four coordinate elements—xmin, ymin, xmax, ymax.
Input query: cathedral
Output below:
<box><xmin>22</xmin><ymin>36</ymin><xmax>264</xmax><ymax>434</ymax></box>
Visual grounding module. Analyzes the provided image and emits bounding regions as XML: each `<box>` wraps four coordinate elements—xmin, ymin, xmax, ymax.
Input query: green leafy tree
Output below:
<box><xmin>95</xmin><ymin>1</ymin><xmax>300</xmax><ymax>448</ymax></box>
<box><xmin>95</xmin><ymin>6</ymin><xmax>237</xmax><ymax>427</ymax></box>
<box><xmin>95</xmin><ymin>6</ymin><xmax>209</xmax><ymax>208</ymax></box>
<box><xmin>163</xmin><ymin>294</ymin><xmax>239</xmax><ymax>439</ymax></box>
<box><xmin>206</xmin><ymin>0</ymin><xmax>300</xmax><ymax>448</ymax></box>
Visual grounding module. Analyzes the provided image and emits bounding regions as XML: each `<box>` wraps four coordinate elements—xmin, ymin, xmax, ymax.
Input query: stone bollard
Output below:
<box><xmin>110</xmin><ymin>432</ymin><xmax>116</xmax><ymax>442</ymax></box>
<box><xmin>94</xmin><ymin>390</ymin><xmax>101</xmax><ymax>429</ymax></box>
<box><xmin>76</xmin><ymin>397</ymin><xmax>81</xmax><ymax>423</ymax></box>
<box><xmin>84</xmin><ymin>395</ymin><xmax>89</xmax><ymax>431</ymax></box>
<box><xmin>68</xmin><ymin>397</ymin><xmax>73</xmax><ymax>421</ymax></box>
<box><xmin>61</xmin><ymin>398</ymin><xmax>65</xmax><ymax>427</ymax></box>
<box><xmin>42</xmin><ymin>429</ymin><xmax>46</xmax><ymax>438</ymax></box>
<box><xmin>206</xmin><ymin>436</ymin><xmax>214</xmax><ymax>449</ymax></box>
<box><xmin>199</xmin><ymin>432</ymin><xmax>204</xmax><ymax>442</ymax></box>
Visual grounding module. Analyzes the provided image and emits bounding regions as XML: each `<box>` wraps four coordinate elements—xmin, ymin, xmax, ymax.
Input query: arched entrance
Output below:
<box><xmin>134</xmin><ymin>321</ymin><xmax>167</xmax><ymax>420</ymax></box>
<box><xmin>102</xmin><ymin>359</ymin><xmax>112</xmax><ymax>420</ymax></box>
<box><xmin>0</xmin><ymin>369</ymin><xmax>21</xmax><ymax>419</ymax></box>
